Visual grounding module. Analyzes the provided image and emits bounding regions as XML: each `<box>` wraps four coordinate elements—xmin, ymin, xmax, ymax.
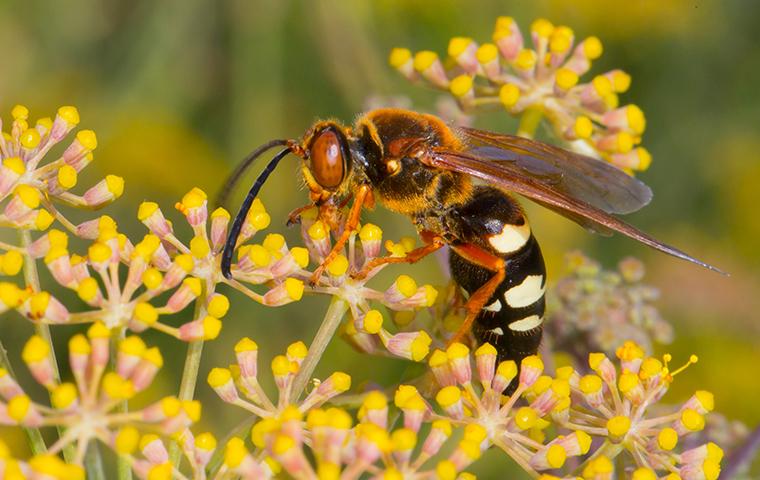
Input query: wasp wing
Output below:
<box><xmin>458</xmin><ymin>127</ymin><xmax>652</xmax><ymax>215</ymax></box>
<box><xmin>426</xmin><ymin>145</ymin><xmax>724</xmax><ymax>273</ymax></box>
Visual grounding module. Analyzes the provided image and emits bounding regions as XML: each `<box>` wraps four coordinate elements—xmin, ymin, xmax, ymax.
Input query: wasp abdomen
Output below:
<box><xmin>447</xmin><ymin>187</ymin><xmax>546</xmax><ymax>369</ymax></box>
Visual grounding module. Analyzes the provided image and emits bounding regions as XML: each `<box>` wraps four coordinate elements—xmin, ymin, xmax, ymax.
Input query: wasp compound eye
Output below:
<box><xmin>310</xmin><ymin>129</ymin><xmax>345</xmax><ymax>189</ymax></box>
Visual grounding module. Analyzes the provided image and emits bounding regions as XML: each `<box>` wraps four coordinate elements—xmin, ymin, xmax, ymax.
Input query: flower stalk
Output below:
<box><xmin>0</xmin><ymin>338</ymin><xmax>47</xmax><ymax>455</ymax></box>
<box><xmin>169</xmin><ymin>282</ymin><xmax>207</xmax><ymax>467</ymax></box>
<box><xmin>20</xmin><ymin>228</ymin><xmax>77</xmax><ymax>463</ymax></box>
<box><xmin>84</xmin><ymin>443</ymin><xmax>106</xmax><ymax>480</ymax></box>
<box><xmin>290</xmin><ymin>297</ymin><xmax>348</xmax><ymax>402</ymax></box>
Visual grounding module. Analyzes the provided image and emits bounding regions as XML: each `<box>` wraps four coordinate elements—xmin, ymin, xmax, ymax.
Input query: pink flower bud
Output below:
<box><xmin>178</xmin><ymin>316</ymin><xmax>222</xmax><ymax>342</ymax></box>
<box><xmin>448</xmin><ymin>440</ymin><xmax>481</xmax><ymax>470</ymax></box>
<box><xmin>130</xmin><ymin>351</ymin><xmax>162</xmax><ymax>392</ymax></box>
<box><xmin>446</xmin><ymin>343</ymin><xmax>471</xmax><ymax>385</ymax></box>
<box><xmin>234</xmin><ymin>337</ymin><xmax>259</xmax><ymax>381</ymax></box>
<box><xmin>83</xmin><ymin>176</ymin><xmax>124</xmax><ymax>207</ymax></box>
<box><xmin>116</xmin><ymin>337</ymin><xmax>145</xmax><ymax>379</ymax></box>
<box><xmin>178</xmin><ymin>189</ymin><xmax>208</xmax><ymax>228</ymax></box>
<box><xmin>475</xmin><ymin>343</ymin><xmax>497</xmax><ymax>389</ymax></box>
<box><xmin>141</xmin><ymin>435</ymin><xmax>169</xmax><ymax>464</ymax></box>
<box><xmin>385</xmin><ymin>331</ymin><xmax>431</xmax><ymax>362</ymax></box>
<box><xmin>3</xmin><ymin>193</ymin><xmax>35</xmax><ymax>222</ymax></box>
<box><xmin>359</xmin><ymin>223</ymin><xmax>382</xmax><ymax>260</ymax></box>
<box><xmin>45</xmin><ymin>251</ymin><xmax>75</xmax><ymax>288</ymax></box>
<box><xmin>209</xmin><ymin>208</ymin><xmax>230</xmax><ymax>250</ymax></box>
<box><xmin>137</xmin><ymin>202</ymin><xmax>173</xmax><ymax>239</ymax></box>
<box><xmin>207</xmin><ymin>368</ymin><xmax>239</xmax><ymax>403</ymax></box>
<box><xmin>165</xmin><ymin>278</ymin><xmax>202</xmax><ymax>313</ymax></box>
<box><xmin>271</xmin><ymin>434</ymin><xmax>311</xmax><ymax>477</ymax></box>
<box><xmin>263</xmin><ymin>279</ymin><xmax>304</xmax><ymax>307</ymax></box>
<box><xmin>519</xmin><ymin>356</ymin><xmax>544</xmax><ymax>387</ymax></box>
<box><xmin>428</xmin><ymin>349</ymin><xmax>456</xmax><ymax>387</ymax></box>
<box><xmin>449</xmin><ymin>37</ymin><xmax>479</xmax><ymax>74</ymax></box>
<box><xmin>421</xmin><ymin>420</ymin><xmax>451</xmax><ymax>457</ymax></box>
<box><xmin>413</xmin><ymin>51</ymin><xmax>449</xmax><ymax>89</ymax></box>
<box><xmin>304</xmin><ymin>221</ymin><xmax>331</xmax><ymax>261</ymax></box>
<box><xmin>0</xmin><ymin>165</ymin><xmax>22</xmax><ymax>198</ymax></box>
<box><xmin>0</xmin><ymin>370</ymin><xmax>23</xmax><ymax>400</ymax></box>
<box><xmin>493</xmin><ymin>17</ymin><xmax>524</xmax><ymax>61</ymax></box>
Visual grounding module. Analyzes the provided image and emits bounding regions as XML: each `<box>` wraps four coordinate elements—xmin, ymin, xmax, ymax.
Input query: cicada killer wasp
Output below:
<box><xmin>218</xmin><ymin>108</ymin><xmax>722</xmax><ymax>373</ymax></box>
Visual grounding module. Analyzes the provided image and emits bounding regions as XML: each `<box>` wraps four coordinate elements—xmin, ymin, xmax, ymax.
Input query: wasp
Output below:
<box><xmin>218</xmin><ymin>108</ymin><xmax>722</xmax><ymax>370</ymax></box>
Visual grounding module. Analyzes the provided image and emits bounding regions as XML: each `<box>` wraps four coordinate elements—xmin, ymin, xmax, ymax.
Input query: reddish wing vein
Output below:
<box><xmin>427</xmin><ymin>148</ymin><xmax>724</xmax><ymax>274</ymax></box>
<box><xmin>457</xmin><ymin>127</ymin><xmax>652</xmax><ymax>215</ymax></box>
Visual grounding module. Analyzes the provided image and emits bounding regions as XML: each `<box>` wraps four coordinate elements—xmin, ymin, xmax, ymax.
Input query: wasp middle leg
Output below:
<box><xmin>352</xmin><ymin>233</ymin><xmax>445</xmax><ymax>280</ymax></box>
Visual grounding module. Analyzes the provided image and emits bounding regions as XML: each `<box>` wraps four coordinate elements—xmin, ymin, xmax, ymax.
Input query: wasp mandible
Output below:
<box><xmin>218</xmin><ymin>108</ymin><xmax>722</xmax><ymax>370</ymax></box>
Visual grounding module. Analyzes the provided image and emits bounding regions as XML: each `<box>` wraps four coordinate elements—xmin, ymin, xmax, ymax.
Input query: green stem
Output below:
<box><xmin>205</xmin><ymin>415</ymin><xmax>253</xmax><ymax>477</ymax></box>
<box><xmin>19</xmin><ymin>230</ymin><xmax>76</xmax><ymax>462</ymax></box>
<box><xmin>516</xmin><ymin>105</ymin><xmax>544</xmax><ymax>139</ymax></box>
<box><xmin>84</xmin><ymin>442</ymin><xmax>106</xmax><ymax>480</ymax></box>
<box><xmin>290</xmin><ymin>297</ymin><xmax>348</xmax><ymax>402</ymax></box>
<box><xmin>0</xmin><ymin>338</ymin><xmax>47</xmax><ymax>454</ymax></box>
<box><xmin>169</xmin><ymin>284</ymin><xmax>208</xmax><ymax>467</ymax></box>
<box><xmin>113</xmin><ymin>329</ymin><xmax>133</xmax><ymax>480</ymax></box>
<box><xmin>19</xmin><ymin>231</ymin><xmax>60</xmax><ymax>380</ymax></box>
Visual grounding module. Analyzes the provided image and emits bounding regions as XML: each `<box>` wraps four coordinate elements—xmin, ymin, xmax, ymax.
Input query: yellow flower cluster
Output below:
<box><xmin>0</xmin><ymin>328</ymin><xmax>200</xmax><ymax>469</ymax></box>
<box><xmin>0</xmin><ymin>105</ymin><xmax>122</xmax><ymax>233</ymax></box>
<box><xmin>554</xmin><ymin>341</ymin><xmax>722</xmax><ymax>479</ymax></box>
<box><xmin>391</xmin><ymin>17</ymin><xmax>651</xmax><ymax>173</ymax></box>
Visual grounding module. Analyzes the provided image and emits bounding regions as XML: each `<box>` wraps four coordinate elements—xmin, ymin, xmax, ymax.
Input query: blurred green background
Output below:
<box><xmin>0</xmin><ymin>0</ymin><xmax>758</xmax><ymax>475</ymax></box>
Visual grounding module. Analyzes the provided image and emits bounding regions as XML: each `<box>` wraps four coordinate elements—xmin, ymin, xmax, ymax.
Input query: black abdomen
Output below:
<box><xmin>447</xmin><ymin>187</ymin><xmax>546</xmax><ymax>373</ymax></box>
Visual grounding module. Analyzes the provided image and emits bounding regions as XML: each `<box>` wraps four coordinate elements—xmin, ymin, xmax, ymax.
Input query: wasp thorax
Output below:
<box><xmin>309</xmin><ymin>128</ymin><xmax>345</xmax><ymax>189</ymax></box>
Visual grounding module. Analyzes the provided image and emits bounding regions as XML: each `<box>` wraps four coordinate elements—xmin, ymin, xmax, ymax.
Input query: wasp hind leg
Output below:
<box><xmin>446</xmin><ymin>243</ymin><xmax>506</xmax><ymax>346</ymax></box>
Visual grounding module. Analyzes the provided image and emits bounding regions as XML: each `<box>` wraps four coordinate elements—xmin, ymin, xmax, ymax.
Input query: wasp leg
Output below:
<box><xmin>446</xmin><ymin>243</ymin><xmax>506</xmax><ymax>346</ymax></box>
<box><xmin>309</xmin><ymin>185</ymin><xmax>371</xmax><ymax>285</ymax></box>
<box><xmin>352</xmin><ymin>236</ymin><xmax>445</xmax><ymax>280</ymax></box>
<box><xmin>286</xmin><ymin>203</ymin><xmax>317</xmax><ymax>227</ymax></box>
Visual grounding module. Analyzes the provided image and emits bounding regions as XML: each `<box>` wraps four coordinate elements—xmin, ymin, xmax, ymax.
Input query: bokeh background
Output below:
<box><xmin>0</xmin><ymin>0</ymin><xmax>758</xmax><ymax>476</ymax></box>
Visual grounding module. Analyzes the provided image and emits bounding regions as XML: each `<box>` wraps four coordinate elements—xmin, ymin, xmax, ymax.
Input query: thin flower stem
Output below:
<box><xmin>19</xmin><ymin>229</ymin><xmax>77</xmax><ymax>462</ymax></box>
<box><xmin>41</xmin><ymin>198</ymin><xmax>78</xmax><ymax>234</ymax></box>
<box><xmin>493</xmin><ymin>436</ymin><xmax>539</xmax><ymax>479</ymax></box>
<box><xmin>722</xmin><ymin>423</ymin><xmax>760</xmax><ymax>479</ymax></box>
<box><xmin>84</xmin><ymin>442</ymin><xmax>107</xmax><ymax>480</ymax></box>
<box><xmin>206</xmin><ymin>414</ymin><xmax>255</xmax><ymax>477</ymax></box>
<box><xmin>169</xmin><ymin>283</ymin><xmax>208</xmax><ymax>467</ymax></box>
<box><xmin>516</xmin><ymin>105</ymin><xmax>544</xmax><ymax>139</ymax></box>
<box><xmin>290</xmin><ymin>297</ymin><xmax>348</xmax><ymax>403</ymax></box>
<box><xmin>0</xmin><ymin>240</ymin><xmax>23</xmax><ymax>251</ymax></box>
<box><xmin>113</xmin><ymin>328</ymin><xmax>133</xmax><ymax>480</ymax></box>
<box><xmin>0</xmin><ymin>338</ymin><xmax>47</xmax><ymax>454</ymax></box>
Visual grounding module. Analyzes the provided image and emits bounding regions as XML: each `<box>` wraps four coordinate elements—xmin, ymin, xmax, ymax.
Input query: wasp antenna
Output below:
<box><xmin>221</xmin><ymin>147</ymin><xmax>293</xmax><ymax>279</ymax></box>
<box><xmin>215</xmin><ymin>139</ymin><xmax>291</xmax><ymax>209</ymax></box>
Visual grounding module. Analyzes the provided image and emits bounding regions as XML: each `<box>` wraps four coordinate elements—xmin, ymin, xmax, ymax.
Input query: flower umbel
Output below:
<box><xmin>391</xmin><ymin>17</ymin><xmax>651</xmax><ymax>172</ymax></box>
<box><xmin>1</xmin><ymin>329</ymin><xmax>199</xmax><ymax>474</ymax></box>
<box><xmin>548</xmin><ymin>251</ymin><xmax>673</xmax><ymax>355</ymax></box>
<box><xmin>558</xmin><ymin>342</ymin><xmax>722</xmax><ymax>479</ymax></box>
<box><xmin>0</xmin><ymin>105</ymin><xmax>123</xmax><ymax>232</ymax></box>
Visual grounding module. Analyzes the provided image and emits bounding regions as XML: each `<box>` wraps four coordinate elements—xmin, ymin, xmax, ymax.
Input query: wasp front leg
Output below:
<box><xmin>308</xmin><ymin>185</ymin><xmax>372</xmax><ymax>285</ymax></box>
<box><xmin>286</xmin><ymin>204</ymin><xmax>317</xmax><ymax>227</ymax></box>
